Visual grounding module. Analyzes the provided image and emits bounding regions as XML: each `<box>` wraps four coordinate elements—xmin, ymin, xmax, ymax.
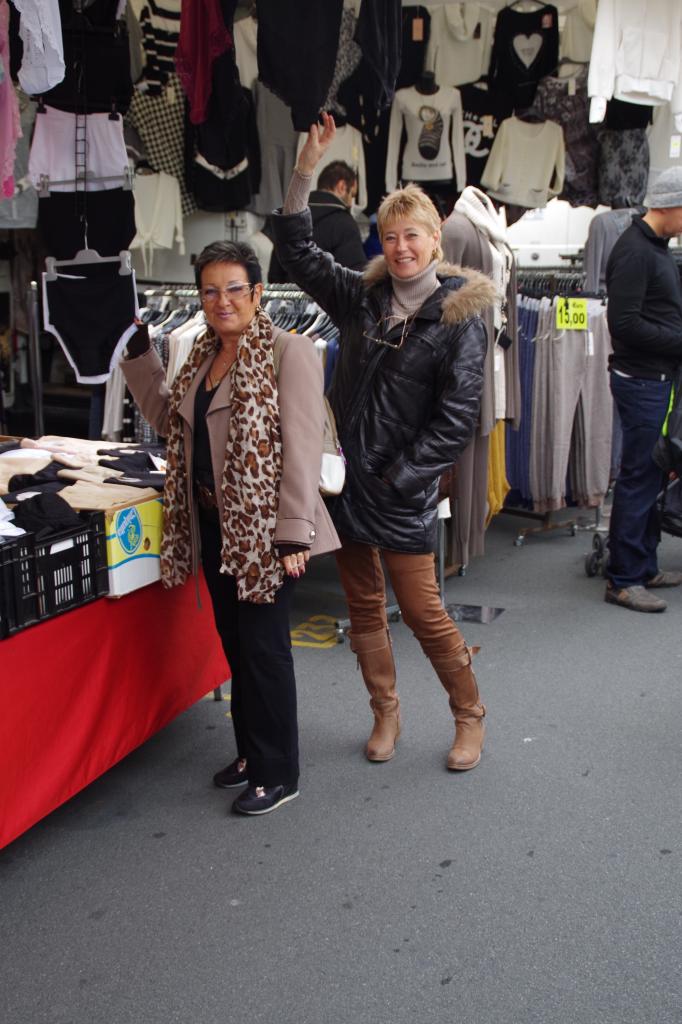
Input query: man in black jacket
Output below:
<box><xmin>605</xmin><ymin>167</ymin><xmax>682</xmax><ymax>613</ymax></box>
<box><xmin>268</xmin><ymin>160</ymin><xmax>366</xmax><ymax>283</ymax></box>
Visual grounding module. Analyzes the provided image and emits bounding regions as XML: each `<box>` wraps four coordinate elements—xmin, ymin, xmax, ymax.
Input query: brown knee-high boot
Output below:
<box><xmin>431</xmin><ymin>646</ymin><xmax>486</xmax><ymax>771</ymax></box>
<box><xmin>349</xmin><ymin>628</ymin><xmax>400</xmax><ymax>762</ymax></box>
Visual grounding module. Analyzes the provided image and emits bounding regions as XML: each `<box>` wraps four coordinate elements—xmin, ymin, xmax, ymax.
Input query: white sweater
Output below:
<box><xmin>588</xmin><ymin>0</ymin><xmax>682</xmax><ymax>129</ymax></box>
<box><xmin>425</xmin><ymin>4</ymin><xmax>493</xmax><ymax>89</ymax></box>
<box><xmin>480</xmin><ymin>116</ymin><xmax>565</xmax><ymax>209</ymax></box>
<box><xmin>130</xmin><ymin>170</ymin><xmax>185</xmax><ymax>275</ymax></box>
<box><xmin>385</xmin><ymin>85</ymin><xmax>466</xmax><ymax>192</ymax></box>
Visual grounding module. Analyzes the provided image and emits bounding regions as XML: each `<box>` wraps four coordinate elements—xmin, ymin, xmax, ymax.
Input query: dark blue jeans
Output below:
<box><xmin>199</xmin><ymin>507</ymin><xmax>299</xmax><ymax>789</ymax></box>
<box><xmin>607</xmin><ymin>372</ymin><xmax>671</xmax><ymax>589</ymax></box>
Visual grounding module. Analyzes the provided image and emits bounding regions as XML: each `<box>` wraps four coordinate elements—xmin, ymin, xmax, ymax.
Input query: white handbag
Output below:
<box><xmin>319</xmin><ymin>397</ymin><xmax>346</xmax><ymax>496</ymax></box>
<box><xmin>273</xmin><ymin>336</ymin><xmax>346</xmax><ymax>496</ymax></box>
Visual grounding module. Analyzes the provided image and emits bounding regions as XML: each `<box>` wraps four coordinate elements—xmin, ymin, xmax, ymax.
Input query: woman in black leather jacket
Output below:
<box><xmin>272</xmin><ymin>114</ymin><xmax>496</xmax><ymax>772</ymax></box>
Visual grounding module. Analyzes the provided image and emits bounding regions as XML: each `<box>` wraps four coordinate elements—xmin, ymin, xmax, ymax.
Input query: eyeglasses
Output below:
<box><xmin>200</xmin><ymin>284</ymin><xmax>255</xmax><ymax>303</ymax></box>
<box><xmin>362</xmin><ymin>313</ymin><xmax>414</xmax><ymax>350</ymax></box>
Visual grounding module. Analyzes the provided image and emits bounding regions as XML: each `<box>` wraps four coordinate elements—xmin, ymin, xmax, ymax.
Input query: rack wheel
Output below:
<box><xmin>514</xmin><ymin>535</ymin><xmax>525</xmax><ymax>547</ymax></box>
<box><xmin>569</xmin><ymin>525</ymin><xmax>577</xmax><ymax>537</ymax></box>
<box><xmin>585</xmin><ymin>551</ymin><xmax>600</xmax><ymax>577</ymax></box>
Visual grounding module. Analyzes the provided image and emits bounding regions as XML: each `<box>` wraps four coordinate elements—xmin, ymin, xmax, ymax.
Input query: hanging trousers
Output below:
<box><xmin>506</xmin><ymin>296</ymin><xmax>538</xmax><ymax>506</ymax></box>
<box><xmin>529</xmin><ymin>300</ymin><xmax>613</xmax><ymax>513</ymax></box>
<box><xmin>198</xmin><ymin>506</ymin><xmax>299</xmax><ymax>788</ymax></box>
<box><xmin>335</xmin><ymin>538</ymin><xmax>469</xmax><ymax>664</ymax></box>
<box><xmin>607</xmin><ymin>373</ymin><xmax>671</xmax><ymax>589</ymax></box>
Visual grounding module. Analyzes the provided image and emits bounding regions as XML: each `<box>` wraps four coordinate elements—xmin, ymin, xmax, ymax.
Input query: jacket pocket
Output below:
<box><xmin>360</xmin><ymin>448</ymin><xmax>426</xmax><ymax>509</ymax></box>
<box><xmin>361</xmin><ymin>445</ymin><xmax>392</xmax><ymax>476</ymax></box>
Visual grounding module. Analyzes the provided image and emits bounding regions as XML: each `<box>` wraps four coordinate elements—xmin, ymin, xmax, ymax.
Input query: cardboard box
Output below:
<box><xmin>105</xmin><ymin>496</ymin><xmax>163</xmax><ymax>597</ymax></box>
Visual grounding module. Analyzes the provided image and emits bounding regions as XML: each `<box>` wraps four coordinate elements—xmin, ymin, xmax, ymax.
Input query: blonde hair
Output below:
<box><xmin>376</xmin><ymin>183</ymin><xmax>443</xmax><ymax>262</ymax></box>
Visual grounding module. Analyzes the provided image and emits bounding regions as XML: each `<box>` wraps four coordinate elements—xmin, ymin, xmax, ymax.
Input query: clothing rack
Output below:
<box><xmin>505</xmin><ymin>268</ymin><xmax>606</xmax><ymax>545</ymax></box>
<box><xmin>121</xmin><ymin>285</ymin><xmax>202</xmax><ymax>441</ymax></box>
<box><xmin>516</xmin><ymin>266</ymin><xmax>605</xmax><ymax>302</ymax></box>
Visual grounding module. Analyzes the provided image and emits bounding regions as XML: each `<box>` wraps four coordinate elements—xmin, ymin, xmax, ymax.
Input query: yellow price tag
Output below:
<box><xmin>556</xmin><ymin>297</ymin><xmax>588</xmax><ymax>331</ymax></box>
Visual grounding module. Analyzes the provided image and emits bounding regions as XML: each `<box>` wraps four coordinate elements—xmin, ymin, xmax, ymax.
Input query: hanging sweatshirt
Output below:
<box><xmin>296</xmin><ymin>122</ymin><xmax>367</xmax><ymax>210</ymax></box>
<box><xmin>425</xmin><ymin>3</ymin><xmax>494</xmax><ymax>89</ymax></box>
<box><xmin>385</xmin><ymin>85</ymin><xmax>465</xmax><ymax>192</ymax></box>
<box><xmin>488</xmin><ymin>3</ymin><xmax>559</xmax><ymax>111</ymax></box>
<box><xmin>531</xmin><ymin>67</ymin><xmax>599</xmax><ymax>208</ymax></box>
<box><xmin>397</xmin><ymin>5</ymin><xmax>431</xmax><ymax>90</ymax></box>
<box><xmin>130</xmin><ymin>0</ymin><xmax>181</xmax><ymax>97</ymax></box>
<box><xmin>459</xmin><ymin>79</ymin><xmax>513</xmax><ymax>189</ymax></box>
<box><xmin>480</xmin><ymin>116</ymin><xmax>564</xmax><ymax>209</ymax></box>
<box><xmin>588</xmin><ymin>0</ymin><xmax>682</xmax><ymax>128</ymax></box>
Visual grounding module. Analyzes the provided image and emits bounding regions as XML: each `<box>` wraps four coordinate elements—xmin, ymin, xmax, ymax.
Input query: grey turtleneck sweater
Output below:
<box><xmin>282</xmin><ymin>168</ymin><xmax>441</xmax><ymax>318</ymax></box>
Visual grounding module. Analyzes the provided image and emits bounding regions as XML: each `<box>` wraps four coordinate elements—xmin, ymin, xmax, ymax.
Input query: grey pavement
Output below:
<box><xmin>2</xmin><ymin>513</ymin><xmax>682</xmax><ymax>1024</ymax></box>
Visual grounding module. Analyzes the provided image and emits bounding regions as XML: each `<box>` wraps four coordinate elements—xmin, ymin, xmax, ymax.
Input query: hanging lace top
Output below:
<box><xmin>11</xmin><ymin>0</ymin><xmax>65</xmax><ymax>95</ymax></box>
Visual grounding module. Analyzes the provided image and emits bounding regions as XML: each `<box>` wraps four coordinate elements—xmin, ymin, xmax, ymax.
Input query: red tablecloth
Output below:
<box><xmin>0</xmin><ymin>576</ymin><xmax>229</xmax><ymax>848</ymax></box>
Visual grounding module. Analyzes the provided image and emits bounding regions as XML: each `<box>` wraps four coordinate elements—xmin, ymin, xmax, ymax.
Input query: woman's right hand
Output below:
<box><xmin>296</xmin><ymin>112</ymin><xmax>337</xmax><ymax>176</ymax></box>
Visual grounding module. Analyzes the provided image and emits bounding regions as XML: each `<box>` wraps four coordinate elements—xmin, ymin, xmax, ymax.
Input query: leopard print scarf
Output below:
<box><xmin>162</xmin><ymin>307</ymin><xmax>285</xmax><ymax>604</ymax></box>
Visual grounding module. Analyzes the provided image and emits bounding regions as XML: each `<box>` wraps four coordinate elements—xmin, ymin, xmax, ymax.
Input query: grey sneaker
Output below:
<box><xmin>605</xmin><ymin>584</ymin><xmax>667</xmax><ymax>612</ymax></box>
<box><xmin>645</xmin><ymin>571</ymin><xmax>682</xmax><ymax>588</ymax></box>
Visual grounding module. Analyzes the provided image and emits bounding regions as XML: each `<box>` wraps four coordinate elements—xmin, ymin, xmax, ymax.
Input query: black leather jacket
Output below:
<box><xmin>271</xmin><ymin>208</ymin><xmax>496</xmax><ymax>552</ymax></box>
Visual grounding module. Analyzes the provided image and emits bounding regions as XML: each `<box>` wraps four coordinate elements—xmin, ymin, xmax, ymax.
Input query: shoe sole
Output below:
<box><xmin>233</xmin><ymin>790</ymin><xmax>299</xmax><ymax>816</ymax></box>
<box><xmin>213</xmin><ymin>778</ymin><xmax>248</xmax><ymax>789</ymax></box>
<box><xmin>604</xmin><ymin>593</ymin><xmax>666</xmax><ymax>612</ymax></box>
<box><xmin>447</xmin><ymin>755</ymin><xmax>481</xmax><ymax>771</ymax></box>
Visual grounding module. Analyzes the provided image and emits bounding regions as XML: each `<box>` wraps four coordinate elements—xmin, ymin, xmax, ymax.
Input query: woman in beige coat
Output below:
<box><xmin>122</xmin><ymin>240</ymin><xmax>339</xmax><ymax>816</ymax></box>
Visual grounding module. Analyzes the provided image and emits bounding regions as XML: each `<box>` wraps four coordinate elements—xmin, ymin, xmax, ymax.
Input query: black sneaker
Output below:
<box><xmin>232</xmin><ymin>784</ymin><xmax>299</xmax><ymax>816</ymax></box>
<box><xmin>213</xmin><ymin>757</ymin><xmax>248</xmax><ymax>789</ymax></box>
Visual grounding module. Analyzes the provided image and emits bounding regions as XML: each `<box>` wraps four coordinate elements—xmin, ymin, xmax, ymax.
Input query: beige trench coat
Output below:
<box><xmin>121</xmin><ymin>323</ymin><xmax>340</xmax><ymax>576</ymax></box>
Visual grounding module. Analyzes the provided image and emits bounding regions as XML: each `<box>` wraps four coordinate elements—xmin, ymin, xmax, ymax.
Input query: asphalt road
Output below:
<box><xmin>2</xmin><ymin>513</ymin><xmax>681</xmax><ymax>1024</ymax></box>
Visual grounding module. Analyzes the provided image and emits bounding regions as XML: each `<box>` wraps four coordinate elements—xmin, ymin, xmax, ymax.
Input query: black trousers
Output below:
<box><xmin>607</xmin><ymin>372</ymin><xmax>671</xmax><ymax>589</ymax></box>
<box><xmin>198</xmin><ymin>506</ymin><xmax>299</xmax><ymax>788</ymax></box>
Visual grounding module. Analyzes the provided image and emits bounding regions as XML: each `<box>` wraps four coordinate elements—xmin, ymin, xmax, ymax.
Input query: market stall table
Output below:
<box><xmin>0</xmin><ymin>575</ymin><xmax>229</xmax><ymax>848</ymax></box>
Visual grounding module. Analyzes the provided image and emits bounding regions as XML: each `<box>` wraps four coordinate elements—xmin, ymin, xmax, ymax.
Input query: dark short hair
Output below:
<box><xmin>193</xmin><ymin>240</ymin><xmax>262</xmax><ymax>290</ymax></box>
<box><xmin>317</xmin><ymin>160</ymin><xmax>358</xmax><ymax>192</ymax></box>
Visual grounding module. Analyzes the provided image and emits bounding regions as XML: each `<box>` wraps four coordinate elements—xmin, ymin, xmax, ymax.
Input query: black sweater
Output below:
<box><xmin>606</xmin><ymin>217</ymin><xmax>682</xmax><ymax>379</ymax></box>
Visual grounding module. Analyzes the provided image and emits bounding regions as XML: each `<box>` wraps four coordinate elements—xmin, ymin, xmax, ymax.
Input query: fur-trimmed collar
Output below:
<box><xmin>362</xmin><ymin>256</ymin><xmax>498</xmax><ymax>324</ymax></box>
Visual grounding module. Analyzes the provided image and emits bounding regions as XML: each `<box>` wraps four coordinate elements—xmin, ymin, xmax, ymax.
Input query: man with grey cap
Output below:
<box><xmin>604</xmin><ymin>166</ymin><xmax>682</xmax><ymax>612</ymax></box>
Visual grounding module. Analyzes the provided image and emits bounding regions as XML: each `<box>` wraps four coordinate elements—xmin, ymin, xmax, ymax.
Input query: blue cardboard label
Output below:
<box><xmin>115</xmin><ymin>506</ymin><xmax>143</xmax><ymax>556</ymax></box>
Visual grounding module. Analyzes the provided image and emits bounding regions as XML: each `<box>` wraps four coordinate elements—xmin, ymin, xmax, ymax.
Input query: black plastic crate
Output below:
<box><xmin>0</xmin><ymin>533</ymin><xmax>39</xmax><ymax>639</ymax></box>
<box><xmin>33</xmin><ymin>511</ymin><xmax>109</xmax><ymax>621</ymax></box>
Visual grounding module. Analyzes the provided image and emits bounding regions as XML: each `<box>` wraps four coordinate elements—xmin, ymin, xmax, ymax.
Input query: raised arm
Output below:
<box><xmin>271</xmin><ymin>113</ymin><xmax>365</xmax><ymax>328</ymax></box>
